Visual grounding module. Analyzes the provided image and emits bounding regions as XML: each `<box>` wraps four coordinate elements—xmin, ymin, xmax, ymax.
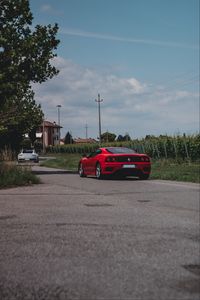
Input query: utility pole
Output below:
<box><xmin>95</xmin><ymin>93</ymin><xmax>103</xmax><ymax>144</ymax></box>
<box><xmin>42</xmin><ymin>117</ymin><xmax>45</xmax><ymax>154</ymax></box>
<box><xmin>56</xmin><ymin>105</ymin><xmax>61</xmax><ymax>144</ymax></box>
<box><xmin>85</xmin><ymin>123</ymin><xmax>88</xmax><ymax>139</ymax></box>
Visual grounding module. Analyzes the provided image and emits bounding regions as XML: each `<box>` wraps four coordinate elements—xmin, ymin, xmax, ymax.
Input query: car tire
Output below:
<box><xmin>139</xmin><ymin>173</ymin><xmax>150</xmax><ymax>180</ymax></box>
<box><xmin>96</xmin><ymin>163</ymin><xmax>103</xmax><ymax>179</ymax></box>
<box><xmin>78</xmin><ymin>163</ymin><xmax>86</xmax><ymax>177</ymax></box>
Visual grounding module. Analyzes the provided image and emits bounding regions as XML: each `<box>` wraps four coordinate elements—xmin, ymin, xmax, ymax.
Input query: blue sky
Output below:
<box><xmin>30</xmin><ymin>0</ymin><xmax>199</xmax><ymax>139</ymax></box>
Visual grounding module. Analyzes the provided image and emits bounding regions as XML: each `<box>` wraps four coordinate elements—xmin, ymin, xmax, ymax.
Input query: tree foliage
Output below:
<box><xmin>0</xmin><ymin>0</ymin><xmax>60</xmax><ymax>151</ymax></box>
<box><xmin>64</xmin><ymin>132</ymin><xmax>73</xmax><ymax>144</ymax></box>
<box><xmin>117</xmin><ymin>133</ymin><xmax>131</xmax><ymax>141</ymax></box>
<box><xmin>101</xmin><ymin>131</ymin><xmax>116</xmax><ymax>142</ymax></box>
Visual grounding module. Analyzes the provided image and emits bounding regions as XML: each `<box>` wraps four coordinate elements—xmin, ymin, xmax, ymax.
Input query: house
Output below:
<box><xmin>37</xmin><ymin>120</ymin><xmax>62</xmax><ymax>147</ymax></box>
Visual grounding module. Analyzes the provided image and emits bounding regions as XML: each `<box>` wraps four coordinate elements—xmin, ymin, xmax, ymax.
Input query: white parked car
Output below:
<box><xmin>18</xmin><ymin>149</ymin><xmax>39</xmax><ymax>163</ymax></box>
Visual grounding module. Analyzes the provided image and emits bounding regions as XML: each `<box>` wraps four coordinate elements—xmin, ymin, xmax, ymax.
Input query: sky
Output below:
<box><xmin>29</xmin><ymin>0</ymin><xmax>199</xmax><ymax>140</ymax></box>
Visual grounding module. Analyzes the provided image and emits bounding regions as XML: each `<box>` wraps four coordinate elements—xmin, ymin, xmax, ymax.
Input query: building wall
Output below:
<box><xmin>53</xmin><ymin>127</ymin><xmax>59</xmax><ymax>146</ymax></box>
<box><xmin>37</xmin><ymin>122</ymin><xmax>61</xmax><ymax>147</ymax></box>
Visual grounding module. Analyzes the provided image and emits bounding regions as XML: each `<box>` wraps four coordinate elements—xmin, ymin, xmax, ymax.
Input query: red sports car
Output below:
<box><xmin>78</xmin><ymin>147</ymin><xmax>151</xmax><ymax>179</ymax></box>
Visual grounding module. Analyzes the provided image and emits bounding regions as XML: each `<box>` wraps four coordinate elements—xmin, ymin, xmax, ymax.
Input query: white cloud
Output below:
<box><xmin>40</xmin><ymin>4</ymin><xmax>52</xmax><ymax>12</ymax></box>
<box><xmin>40</xmin><ymin>4</ymin><xmax>62</xmax><ymax>15</ymax></box>
<box><xmin>60</xmin><ymin>28</ymin><xmax>199</xmax><ymax>50</ymax></box>
<box><xmin>33</xmin><ymin>56</ymin><xmax>199</xmax><ymax>139</ymax></box>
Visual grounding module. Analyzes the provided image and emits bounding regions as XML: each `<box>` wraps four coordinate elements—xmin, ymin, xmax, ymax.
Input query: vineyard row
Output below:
<box><xmin>46</xmin><ymin>134</ymin><xmax>200</xmax><ymax>162</ymax></box>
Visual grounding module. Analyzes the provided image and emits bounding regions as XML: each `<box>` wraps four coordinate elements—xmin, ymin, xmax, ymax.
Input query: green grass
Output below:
<box><xmin>41</xmin><ymin>153</ymin><xmax>82</xmax><ymax>170</ymax></box>
<box><xmin>150</xmin><ymin>159</ymin><xmax>200</xmax><ymax>183</ymax></box>
<box><xmin>41</xmin><ymin>154</ymin><xmax>200</xmax><ymax>183</ymax></box>
<box><xmin>0</xmin><ymin>163</ymin><xmax>40</xmax><ymax>189</ymax></box>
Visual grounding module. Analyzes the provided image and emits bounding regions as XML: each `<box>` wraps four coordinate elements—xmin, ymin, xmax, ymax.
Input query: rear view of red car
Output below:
<box><xmin>78</xmin><ymin>147</ymin><xmax>151</xmax><ymax>179</ymax></box>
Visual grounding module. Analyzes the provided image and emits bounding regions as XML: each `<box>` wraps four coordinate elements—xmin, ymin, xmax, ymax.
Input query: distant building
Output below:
<box><xmin>73</xmin><ymin>138</ymin><xmax>97</xmax><ymax>144</ymax></box>
<box><xmin>37</xmin><ymin>120</ymin><xmax>62</xmax><ymax>147</ymax></box>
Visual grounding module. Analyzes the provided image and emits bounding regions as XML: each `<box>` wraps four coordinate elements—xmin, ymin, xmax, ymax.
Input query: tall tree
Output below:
<box><xmin>117</xmin><ymin>135</ymin><xmax>124</xmax><ymax>142</ymax></box>
<box><xmin>0</xmin><ymin>0</ymin><xmax>60</xmax><ymax>150</ymax></box>
<box><xmin>124</xmin><ymin>133</ymin><xmax>131</xmax><ymax>141</ymax></box>
<box><xmin>101</xmin><ymin>131</ymin><xmax>116</xmax><ymax>142</ymax></box>
<box><xmin>117</xmin><ymin>133</ymin><xmax>131</xmax><ymax>141</ymax></box>
<box><xmin>64</xmin><ymin>132</ymin><xmax>73</xmax><ymax>144</ymax></box>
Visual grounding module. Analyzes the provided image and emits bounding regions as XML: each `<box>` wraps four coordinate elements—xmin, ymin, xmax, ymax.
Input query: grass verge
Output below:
<box><xmin>41</xmin><ymin>154</ymin><xmax>200</xmax><ymax>183</ymax></box>
<box><xmin>41</xmin><ymin>153</ymin><xmax>81</xmax><ymax>170</ymax></box>
<box><xmin>150</xmin><ymin>160</ymin><xmax>200</xmax><ymax>183</ymax></box>
<box><xmin>0</xmin><ymin>162</ymin><xmax>40</xmax><ymax>189</ymax></box>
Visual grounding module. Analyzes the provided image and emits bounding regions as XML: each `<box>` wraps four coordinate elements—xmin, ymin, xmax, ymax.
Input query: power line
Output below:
<box><xmin>152</xmin><ymin>71</ymin><xmax>199</xmax><ymax>90</ymax></box>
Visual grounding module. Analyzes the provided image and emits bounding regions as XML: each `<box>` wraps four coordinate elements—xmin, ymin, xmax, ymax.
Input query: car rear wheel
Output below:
<box><xmin>139</xmin><ymin>173</ymin><xmax>150</xmax><ymax>180</ymax></box>
<box><xmin>96</xmin><ymin>163</ymin><xmax>103</xmax><ymax>179</ymax></box>
<box><xmin>78</xmin><ymin>163</ymin><xmax>86</xmax><ymax>177</ymax></box>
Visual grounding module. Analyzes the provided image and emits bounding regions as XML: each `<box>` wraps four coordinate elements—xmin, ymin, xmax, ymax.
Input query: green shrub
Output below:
<box><xmin>0</xmin><ymin>146</ymin><xmax>15</xmax><ymax>161</ymax></box>
<box><xmin>0</xmin><ymin>163</ymin><xmax>40</xmax><ymax>188</ymax></box>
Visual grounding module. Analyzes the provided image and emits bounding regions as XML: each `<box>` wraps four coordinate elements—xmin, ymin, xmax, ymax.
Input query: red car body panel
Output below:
<box><xmin>78</xmin><ymin>147</ymin><xmax>151</xmax><ymax>179</ymax></box>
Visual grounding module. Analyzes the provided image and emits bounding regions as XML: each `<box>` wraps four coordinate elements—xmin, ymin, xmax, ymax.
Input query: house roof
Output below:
<box><xmin>41</xmin><ymin>121</ymin><xmax>62</xmax><ymax>128</ymax></box>
<box><xmin>74</xmin><ymin>138</ymin><xmax>97</xmax><ymax>144</ymax></box>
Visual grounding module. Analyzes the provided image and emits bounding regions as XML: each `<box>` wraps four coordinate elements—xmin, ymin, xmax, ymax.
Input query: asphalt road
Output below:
<box><xmin>0</xmin><ymin>166</ymin><xmax>199</xmax><ymax>300</ymax></box>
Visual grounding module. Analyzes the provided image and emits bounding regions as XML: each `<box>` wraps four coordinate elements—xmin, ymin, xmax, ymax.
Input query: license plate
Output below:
<box><xmin>123</xmin><ymin>164</ymin><xmax>136</xmax><ymax>168</ymax></box>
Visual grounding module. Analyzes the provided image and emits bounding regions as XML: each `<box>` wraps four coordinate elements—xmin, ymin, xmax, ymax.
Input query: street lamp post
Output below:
<box><xmin>56</xmin><ymin>105</ymin><xmax>61</xmax><ymax>144</ymax></box>
<box><xmin>95</xmin><ymin>93</ymin><xmax>103</xmax><ymax>144</ymax></box>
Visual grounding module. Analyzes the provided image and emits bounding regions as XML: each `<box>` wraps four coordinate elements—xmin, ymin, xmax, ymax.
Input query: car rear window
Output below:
<box><xmin>106</xmin><ymin>147</ymin><xmax>136</xmax><ymax>154</ymax></box>
<box><xmin>23</xmin><ymin>150</ymin><xmax>34</xmax><ymax>153</ymax></box>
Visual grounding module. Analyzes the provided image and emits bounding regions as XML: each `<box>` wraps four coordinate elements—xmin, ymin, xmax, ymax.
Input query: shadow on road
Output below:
<box><xmin>32</xmin><ymin>170</ymin><xmax>77</xmax><ymax>175</ymax></box>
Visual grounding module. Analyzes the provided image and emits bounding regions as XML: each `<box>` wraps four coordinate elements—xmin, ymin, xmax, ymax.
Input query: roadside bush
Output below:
<box><xmin>0</xmin><ymin>163</ymin><xmax>40</xmax><ymax>188</ymax></box>
<box><xmin>0</xmin><ymin>147</ymin><xmax>15</xmax><ymax>161</ymax></box>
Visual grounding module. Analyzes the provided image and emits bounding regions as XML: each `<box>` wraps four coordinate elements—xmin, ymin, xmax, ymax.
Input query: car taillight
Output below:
<box><xmin>141</xmin><ymin>156</ymin><xmax>150</xmax><ymax>162</ymax></box>
<box><xmin>105</xmin><ymin>156</ymin><xmax>116</xmax><ymax>162</ymax></box>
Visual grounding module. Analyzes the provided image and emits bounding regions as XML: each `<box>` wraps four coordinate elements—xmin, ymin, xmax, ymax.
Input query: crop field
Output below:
<box><xmin>41</xmin><ymin>134</ymin><xmax>199</xmax><ymax>183</ymax></box>
<box><xmin>46</xmin><ymin>134</ymin><xmax>200</xmax><ymax>162</ymax></box>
